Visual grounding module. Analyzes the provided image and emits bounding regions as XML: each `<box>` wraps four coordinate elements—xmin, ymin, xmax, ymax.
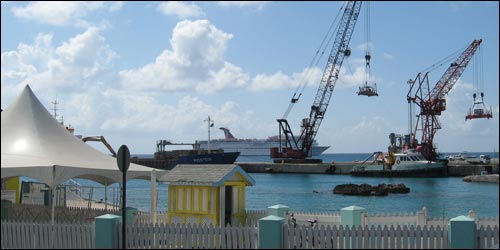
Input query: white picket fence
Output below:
<box><xmin>118</xmin><ymin>222</ymin><xmax>258</xmax><ymax>249</ymax></box>
<box><xmin>0</xmin><ymin>220</ymin><xmax>94</xmax><ymax>249</ymax></box>
<box><xmin>284</xmin><ymin>207</ymin><xmax>499</xmax><ymax>229</ymax></box>
<box><xmin>5</xmin><ymin>203</ymin><xmax>119</xmax><ymax>223</ymax></box>
<box><xmin>284</xmin><ymin>224</ymin><xmax>446</xmax><ymax>249</ymax></box>
<box><xmin>1</xmin><ymin>219</ymin><xmax>497</xmax><ymax>249</ymax></box>
<box><xmin>477</xmin><ymin>225</ymin><xmax>500</xmax><ymax>249</ymax></box>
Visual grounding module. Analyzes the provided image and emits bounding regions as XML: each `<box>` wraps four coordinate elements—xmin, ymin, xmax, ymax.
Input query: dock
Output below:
<box><xmin>238</xmin><ymin>158</ymin><xmax>499</xmax><ymax>176</ymax></box>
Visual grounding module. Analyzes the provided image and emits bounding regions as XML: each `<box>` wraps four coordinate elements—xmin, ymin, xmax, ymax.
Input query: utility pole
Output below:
<box><xmin>204</xmin><ymin>116</ymin><xmax>214</xmax><ymax>153</ymax></box>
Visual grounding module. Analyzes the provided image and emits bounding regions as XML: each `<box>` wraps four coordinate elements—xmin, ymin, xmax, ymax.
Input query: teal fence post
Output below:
<box><xmin>340</xmin><ymin>205</ymin><xmax>366</xmax><ymax>227</ymax></box>
<box><xmin>124</xmin><ymin>207</ymin><xmax>138</xmax><ymax>224</ymax></box>
<box><xmin>94</xmin><ymin>214</ymin><xmax>121</xmax><ymax>249</ymax></box>
<box><xmin>449</xmin><ymin>215</ymin><xmax>476</xmax><ymax>249</ymax></box>
<box><xmin>258</xmin><ymin>215</ymin><xmax>284</xmax><ymax>249</ymax></box>
<box><xmin>341</xmin><ymin>205</ymin><xmax>367</xmax><ymax>248</ymax></box>
<box><xmin>267</xmin><ymin>204</ymin><xmax>290</xmax><ymax>217</ymax></box>
<box><xmin>1</xmin><ymin>200</ymin><xmax>12</xmax><ymax>220</ymax></box>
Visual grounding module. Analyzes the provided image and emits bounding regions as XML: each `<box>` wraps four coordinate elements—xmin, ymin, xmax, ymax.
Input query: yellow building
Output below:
<box><xmin>161</xmin><ymin>164</ymin><xmax>255</xmax><ymax>226</ymax></box>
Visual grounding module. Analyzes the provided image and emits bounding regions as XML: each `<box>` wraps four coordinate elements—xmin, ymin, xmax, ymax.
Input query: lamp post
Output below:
<box><xmin>117</xmin><ymin>145</ymin><xmax>130</xmax><ymax>249</ymax></box>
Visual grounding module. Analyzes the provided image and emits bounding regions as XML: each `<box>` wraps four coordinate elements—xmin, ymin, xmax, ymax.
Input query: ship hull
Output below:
<box><xmin>350</xmin><ymin>166</ymin><xmax>447</xmax><ymax>177</ymax></box>
<box><xmin>131</xmin><ymin>152</ymin><xmax>240</xmax><ymax>170</ymax></box>
<box><xmin>196</xmin><ymin>140</ymin><xmax>329</xmax><ymax>156</ymax></box>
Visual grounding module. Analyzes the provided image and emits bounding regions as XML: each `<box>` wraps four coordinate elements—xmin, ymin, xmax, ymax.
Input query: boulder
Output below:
<box><xmin>333</xmin><ymin>183</ymin><xmax>410</xmax><ymax>196</ymax></box>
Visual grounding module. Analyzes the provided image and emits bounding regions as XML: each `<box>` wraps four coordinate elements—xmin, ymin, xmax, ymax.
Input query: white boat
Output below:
<box><xmin>195</xmin><ymin>127</ymin><xmax>330</xmax><ymax>156</ymax></box>
<box><xmin>351</xmin><ymin>149</ymin><xmax>446</xmax><ymax>177</ymax></box>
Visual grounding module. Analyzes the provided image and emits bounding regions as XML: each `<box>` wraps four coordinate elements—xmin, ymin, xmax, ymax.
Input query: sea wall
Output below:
<box><xmin>238</xmin><ymin>158</ymin><xmax>499</xmax><ymax>176</ymax></box>
<box><xmin>238</xmin><ymin>162</ymin><xmax>358</xmax><ymax>174</ymax></box>
<box><xmin>463</xmin><ymin>174</ymin><xmax>499</xmax><ymax>183</ymax></box>
<box><xmin>447</xmin><ymin>158</ymin><xmax>499</xmax><ymax>176</ymax></box>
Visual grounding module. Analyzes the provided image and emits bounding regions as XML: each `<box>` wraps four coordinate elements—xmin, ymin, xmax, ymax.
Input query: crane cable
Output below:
<box><xmin>472</xmin><ymin>46</ymin><xmax>485</xmax><ymax>102</ymax></box>
<box><xmin>363</xmin><ymin>1</ymin><xmax>371</xmax><ymax>88</ymax></box>
<box><xmin>282</xmin><ymin>2</ymin><xmax>346</xmax><ymax>119</ymax></box>
<box><xmin>419</xmin><ymin>43</ymin><xmax>469</xmax><ymax>74</ymax></box>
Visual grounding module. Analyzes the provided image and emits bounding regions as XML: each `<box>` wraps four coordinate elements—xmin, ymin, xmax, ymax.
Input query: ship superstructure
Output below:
<box><xmin>196</xmin><ymin>128</ymin><xmax>330</xmax><ymax>157</ymax></box>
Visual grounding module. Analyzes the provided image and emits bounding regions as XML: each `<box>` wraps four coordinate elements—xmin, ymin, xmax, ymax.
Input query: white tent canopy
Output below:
<box><xmin>1</xmin><ymin>85</ymin><xmax>166</xmax><ymax>187</ymax></box>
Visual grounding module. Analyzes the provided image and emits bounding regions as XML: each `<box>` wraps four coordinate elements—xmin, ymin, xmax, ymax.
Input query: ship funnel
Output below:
<box><xmin>219</xmin><ymin>127</ymin><xmax>236</xmax><ymax>140</ymax></box>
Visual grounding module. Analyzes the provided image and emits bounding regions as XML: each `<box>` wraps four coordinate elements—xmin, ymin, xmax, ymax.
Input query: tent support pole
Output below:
<box><xmin>104</xmin><ymin>179</ymin><xmax>108</xmax><ymax>210</ymax></box>
<box><xmin>51</xmin><ymin>186</ymin><xmax>55</xmax><ymax>225</ymax></box>
<box><xmin>151</xmin><ymin>170</ymin><xmax>157</xmax><ymax>224</ymax></box>
<box><xmin>51</xmin><ymin>165</ymin><xmax>56</xmax><ymax>226</ymax></box>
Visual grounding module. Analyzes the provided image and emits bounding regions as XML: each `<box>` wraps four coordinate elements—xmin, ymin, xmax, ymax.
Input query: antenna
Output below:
<box><xmin>51</xmin><ymin>98</ymin><xmax>59</xmax><ymax>120</ymax></box>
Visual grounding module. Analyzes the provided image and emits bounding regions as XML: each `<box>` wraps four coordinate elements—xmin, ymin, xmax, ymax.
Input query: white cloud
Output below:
<box><xmin>11</xmin><ymin>2</ymin><xmax>122</xmax><ymax>27</ymax></box>
<box><xmin>108</xmin><ymin>2</ymin><xmax>124</xmax><ymax>12</ymax></box>
<box><xmin>248</xmin><ymin>67</ymin><xmax>322</xmax><ymax>91</ymax></box>
<box><xmin>216</xmin><ymin>1</ymin><xmax>269</xmax><ymax>10</ymax></box>
<box><xmin>96</xmin><ymin>92</ymin><xmax>249</xmax><ymax>138</ymax></box>
<box><xmin>382</xmin><ymin>52</ymin><xmax>393</xmax><ymax>60</ymax></box>
<box><xmin>119</xmin><ymin>19</ymin><xmax>249</xmax><ymax>93</ymax></box>
<box><xmin>356</xmin><ymin>42</ymin><xmax>374</xmax><ymax>52</ymax></box>
<box><xmin>157</xmin><ymin>2</ymin><xmax>205</xmax><ymax>19</ymax></box>
<box><xmin>1</xmin><ymin>27</ymin><xmax>118</xmax><ymax>92</ymax></box>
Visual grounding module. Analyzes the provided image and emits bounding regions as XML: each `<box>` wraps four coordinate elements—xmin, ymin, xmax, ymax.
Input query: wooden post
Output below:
<box><xmin>267</xmin><ymin>204</ymin><xmax>290</xmax><ymax>217</ymax></box>
<box><xmin>341</xmin><ymin>205</ymin><xmax>366</xmax><ymax>227</ymax></box>
<box><xmin>449</xmin><ymin>215</ymin><xmax>476</xmax><ymax>249</ymax></box>
<box><xmin>94</xmin><ymin>214</ymin><xmax>121</xmax><ymax>249</ymax></box>
<box><xmin>258</xmin><ymin>215</ymin><xmax>284</xmax><ymax>249</ymax></box>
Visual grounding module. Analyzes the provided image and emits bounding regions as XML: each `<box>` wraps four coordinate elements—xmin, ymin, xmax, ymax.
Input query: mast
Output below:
<box><xmin>204</xmin><ymin>116</ymin><xmax>214</xmax><ymax>153</ymax></box>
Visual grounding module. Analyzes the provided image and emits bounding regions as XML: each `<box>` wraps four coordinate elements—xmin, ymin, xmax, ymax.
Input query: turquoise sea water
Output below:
<box><xmin>115</xmin><ymin>173</ymin><xmax>498</xmax><ymax>219</ymax></box>
<box><xmin>26</xmin><ymin>153</ymin><xmax>498</xmax><ymax>219</ymax></box>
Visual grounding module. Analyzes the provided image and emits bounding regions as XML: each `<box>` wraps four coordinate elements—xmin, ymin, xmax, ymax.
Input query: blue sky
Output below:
<box><xmin>1</xmin><ymin>1</ymin><xmax>499</xmax><ymax>154</ymax></box>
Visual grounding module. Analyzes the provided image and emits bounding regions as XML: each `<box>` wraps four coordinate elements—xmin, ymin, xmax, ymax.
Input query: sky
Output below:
<box><xmin>1</xmin><ymin>1</ymin><xmax>499</xmax><ymax>155</ymax></box>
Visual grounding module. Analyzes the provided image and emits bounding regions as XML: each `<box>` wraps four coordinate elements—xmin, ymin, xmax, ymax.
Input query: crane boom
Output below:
<box><xmin>272</xmin><ymin>1</ymin><xmax>362</xmax><ymax>160</ymax></box>
<box><xmin>406</xmin><ymin>39</ymin><xmax>482</xmax><ymax>160</ymax></box>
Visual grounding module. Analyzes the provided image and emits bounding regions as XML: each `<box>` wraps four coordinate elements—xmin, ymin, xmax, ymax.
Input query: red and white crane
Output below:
<box><xmin>406</xmin><ymin>39</ymin><xmax>483</xmax><ymax>160</ymax></box>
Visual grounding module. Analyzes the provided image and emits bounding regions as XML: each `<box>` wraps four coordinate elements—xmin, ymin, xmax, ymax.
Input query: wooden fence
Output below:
<box><xmin>478</xmin><ymin>225</ymin><xmax>500</xmax><ymax>249</ymax></box>
<box><xmin>0</xmin><ymin>220</ymin><xmax>94</xmax><ymax>249</ymax></box>
<box><xmin>117</xmin><ymin>222</ymin><xmax>258</xmax><ymax>249</ymax></box>
<box><xmin>1</xmin><ymin>220</ymin><xmax>497</xmax><ymax>249</ymax></box>
<box><xmin>284</xmin><ymin>224</ymin><xmax>450</xmax><ymax>249</ymax></box>
<box><xmin>4</xmin><ymin>204</ymin><xmax>119</xmax><ymax>223</ymax></box>
<box><xmin>283</xmin><ymin>224</ymin><xmax>499</xmax><ymax>249</ymax></box>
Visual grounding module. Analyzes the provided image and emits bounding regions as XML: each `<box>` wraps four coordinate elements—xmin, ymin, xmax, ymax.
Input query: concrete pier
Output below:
<box><xmin>447</xmin><ymin>158</ymin><xmax>499</xmax><ymax>176</ymax></box>
<box><xmin>463</xmin><ymin>174</ymin><xmax>499</xmax><ymax>183</ymax></box>
<box><xmin>237</xmin><ymin>162</ymin><xmax>357</xmax><ymax>174</ymax></box>
<box><xmin>237</xmin><ymin>158</ymin><xmax>499</xmax><ymax>176</ymax></box>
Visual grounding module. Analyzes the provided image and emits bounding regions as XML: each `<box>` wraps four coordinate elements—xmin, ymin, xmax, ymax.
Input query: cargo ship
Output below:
<box><xmin>130</xmin><ymin>140</ymin><xmax>240</xmax><ymax>170</ymax></box>
<box><xmin>195</xmin><ymin>127</ymin><xmax>330</xmax><ymax>156</ymax></box>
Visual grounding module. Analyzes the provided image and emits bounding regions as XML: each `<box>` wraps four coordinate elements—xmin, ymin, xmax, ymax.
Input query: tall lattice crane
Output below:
<box><xmin>271</xmin><ymin>1</ymin><xmax>362</xmax><ymax>161</ymax></box>
<box><xmin>406</xmin><ymin>39</ymin><xmax>482</xmax><ymax>160</ymax></box>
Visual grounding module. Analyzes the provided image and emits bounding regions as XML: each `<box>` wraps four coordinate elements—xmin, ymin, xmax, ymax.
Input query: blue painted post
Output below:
<box><xmin>340</xmin><ymin>205</ymin><xmax>366</xmax><ymax>227</ymax></box>
<box><xmin>94</xmin><ymin>214</ymin><xmax>121</xmax><ymax>249</ymax></box>
<box><xmin>258</xmin><ymin>215</ymin><xmax>284</xmax><ymax>249</ymax></box>
<box><xmin>340</xmin><ymin>205</ymin><xmax>367</xmax><ymax>248</ymax></box>
<box><xmin>449</xmin><ymin>215</ymin><xmax>476</xmax><ymax>249</ymax></box>
<box><xmin>124</xmin><ymin>207</ymin><xmax>138</xmax><ymax>224</ymax></box>
<box><xmin>267</xmin><ymin>204</ymin><xmax>290</xmax><ymax>217</ymax></box>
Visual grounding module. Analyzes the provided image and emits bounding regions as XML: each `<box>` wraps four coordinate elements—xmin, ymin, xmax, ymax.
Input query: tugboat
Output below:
<box><xmin>350</xmin><ymin>133</ymin><xmax>447</xmax><ymax>177</ymax></box>
<box><xmin>350</xmin><ymin>149</ymin><xmax>446</xmax><ymax>177</ymax></box>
